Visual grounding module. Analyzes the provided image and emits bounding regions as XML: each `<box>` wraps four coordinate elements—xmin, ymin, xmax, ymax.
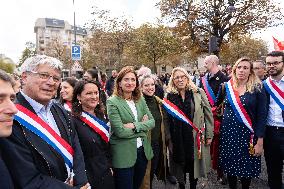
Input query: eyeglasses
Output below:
<box><xmin>266</xmin><ymin>61</ymin><xmax>283</xmax><ymax>67</ymax></box>
<box><xmin>30</xmin><ymin>71</ymin><xmax>61</xmax><ymax>83</ymax></box>
<box><xmin>173</xmin><ymin>75</ymin><xmax>187</xmax><ymax>81</ymax></box>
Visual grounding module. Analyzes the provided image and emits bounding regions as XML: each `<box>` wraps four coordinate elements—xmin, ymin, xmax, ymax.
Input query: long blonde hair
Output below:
<box><xmin>167</xmin><ymin>67</ymin><xmax>198</xmax><ymax>94</ymax></box>
<box><xmin>232</xmin><ymin>57</ymin><xmax>262</xmax><ymax>93</ymax></box>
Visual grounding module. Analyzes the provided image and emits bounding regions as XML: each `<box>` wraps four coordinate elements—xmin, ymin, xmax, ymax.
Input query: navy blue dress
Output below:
<box><xmin>219</xmin><ymin>86</ymin><xmax>267</xmax><ymax>178</ymax></box>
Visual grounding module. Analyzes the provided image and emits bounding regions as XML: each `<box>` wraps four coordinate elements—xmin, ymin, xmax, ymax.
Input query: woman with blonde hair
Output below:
<box><xmin>217</xmin><ymin>57</ymin><xmax>267</xmax><ymax>189</ymax></box>
<box><xmin>106</xmin><ymin>66</ymin><xmax>155</xmax><ymax>189</ymax></box>
<box><xmin>165</xmin><ymin>67</ymin><xmax>213</xmax><ymax>189</ymax></box>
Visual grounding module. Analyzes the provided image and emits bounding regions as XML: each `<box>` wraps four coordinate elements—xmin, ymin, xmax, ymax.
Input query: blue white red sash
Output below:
<box><xmin>14</xmin><ymin>104</ymin><xmax>74</xmax><ymax>170</ymax></box>
<box><xmin>63</xmin><ymin>101</ymin><xmax>72</xmax><ymax>112</ymax></box>
<box><xmin>80</xmin><ymin>112</ymin><xmax>110</xmax><ymax>143</ymax></box>
<box><xmin>226</xmin><ymin>79</ymin><xmax>254</xmax><ymax>153</ymax></box>
<box><xmin>162</xmin><ymin>98</ymin><xmax>204</xmax><ymax>159</ymax></box>
<box><xmin>263</xmin><ymin>78</ymin><xmax>284</xmax><ymax>110</ymax></box>
<box><xmin>202</xmin><ymin>76</ymin><xmax>216</xmax><ymax>106</ymax></box>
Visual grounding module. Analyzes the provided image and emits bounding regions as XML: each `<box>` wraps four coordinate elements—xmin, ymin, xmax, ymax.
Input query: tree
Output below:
<box><xmin>45</xmin><ymin>37</ymin><xmax>71</xmax><ymax>69</ymax></box>
<box><xmin>126</xmin><ymin>24</ymin><xmax>183</xmax><ymax>73</ymax></box>
<box><xmin>0</xmin><ymin>56</ymin><xmax>15</xmax><ymax>73</ymax></box>
<box><xmin>159</xmin><ymin>0</ymin><xmax>284</xmax><ymax>56</ymax></box>
<box><xmin>220</xmin><ymin>35</ymin><xmax>268</xmax><ymax>65</ymax></box>
<box><xmin>86</xmin><ymin>7</ymin><xmax>134</xmax><ymax>70</ymax></box>
<box><xmin>19</xmin><ymin>41</ymin><xmax>36</xmax><ymax>66</ymax></box>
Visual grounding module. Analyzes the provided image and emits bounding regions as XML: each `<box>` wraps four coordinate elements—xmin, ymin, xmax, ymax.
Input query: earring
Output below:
<box><xmin>79</xmin><ymin>100</ymin><xmax>81</xmax><ymax>104</ymax></box>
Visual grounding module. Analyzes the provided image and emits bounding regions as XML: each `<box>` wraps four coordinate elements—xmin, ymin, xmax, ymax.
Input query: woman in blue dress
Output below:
<box><xmin>217</xmin><ymin>57</ymin><xmax>267</xmax><ymax>189</ymax></box>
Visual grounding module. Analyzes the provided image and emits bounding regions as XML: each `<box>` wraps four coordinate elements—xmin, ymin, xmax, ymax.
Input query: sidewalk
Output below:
<box><xmin>153</xmin><ymin>156</ymin><xmax>269</xmax><ymax>189</ymax></box>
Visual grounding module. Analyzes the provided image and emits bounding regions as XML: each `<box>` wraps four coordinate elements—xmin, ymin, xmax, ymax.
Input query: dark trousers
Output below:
<box><xmin>227</xmin><ymin>175</ymin><xmax>251</xmax><ymax>189</ymax></box>
<box><xmin>114</xmin><ymin>147</ymin><xmax>148</xmax><ymax>189</ymax></box>
<box><xmin>150</xmin><ymin>142</ymin><xmax>161</xmax><ymax>188</ymax></box>
<box><xmin>264</xmin><ymin>126</ymin><xmax>284</xmax><ymax>189</ymax></box>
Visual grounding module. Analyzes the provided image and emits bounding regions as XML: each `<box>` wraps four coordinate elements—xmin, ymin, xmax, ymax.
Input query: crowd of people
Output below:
<box><xmin>0</xmin><ymin>51</ymin><xmax>283</xmax><ymax>189</ymax></box>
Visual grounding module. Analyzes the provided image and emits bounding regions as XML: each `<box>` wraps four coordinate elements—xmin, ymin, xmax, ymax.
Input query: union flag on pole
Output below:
<box><xmin>272</xmin><ymin>36</ymin><xmax>284</xmax><ymax>51</ymax></box>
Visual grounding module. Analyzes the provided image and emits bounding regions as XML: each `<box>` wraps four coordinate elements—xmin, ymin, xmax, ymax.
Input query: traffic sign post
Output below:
<box><xmin>71</xmin><ymin>45</ymin><xmax>81</xmax><ymax>60</ymax></box>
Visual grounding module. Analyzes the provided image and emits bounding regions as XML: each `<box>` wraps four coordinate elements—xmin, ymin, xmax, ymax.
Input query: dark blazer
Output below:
<box><xmin>0</xmin><ymin>150</ymin><xmax>14</xmax><ymax>189</ymax></box>
<box><xmin>200</xmin><ymin>70</ymin><xmax>229</xmax><ymax>96</ymax></box>
<box><xmin>0</xmin><ymin>93</ymin><xmax>88</xmax><ymax>189</ymax></box>
<box><xmin>73</xmin><ymin>116</ymin><xmax>114</xmax><ymax>189</ymax></box>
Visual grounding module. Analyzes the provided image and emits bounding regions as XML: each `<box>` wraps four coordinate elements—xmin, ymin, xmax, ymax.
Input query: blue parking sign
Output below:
<box><xmin>71</xmin><ymin>45</ymin><xmax>81</xmax><ymax>60</ymax></box>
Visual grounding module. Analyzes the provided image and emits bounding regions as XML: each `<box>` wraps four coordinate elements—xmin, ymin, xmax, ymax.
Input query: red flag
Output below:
<box><xmin>272</xmin><ymin>36</ymin><xmax>284</xmax><ymax>51</ymax></box>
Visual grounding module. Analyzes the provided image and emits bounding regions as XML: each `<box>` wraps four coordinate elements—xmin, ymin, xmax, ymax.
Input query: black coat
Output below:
<box><xmin>167</xmin><ymin>91</ymin><xmax>195</xmax><ymax>165</ymax></box>
<box><xmin>0</xmin><ymin>93</ymin><xmax>88</xmax><ymax>189</ymax></box>
<box><xmin>73</xmin><ymin>115</ymin><xmax>114</xmax><ymax>189</ymax></box>
<box><xmin>200</xmin><ymin>70</ymin><xmax>229</xmax><ymax>97</ymax></box>
<box><xmin>0</xmin><ymin>151</ymin><xmax>14</xmax><ymax>189</ymax></box>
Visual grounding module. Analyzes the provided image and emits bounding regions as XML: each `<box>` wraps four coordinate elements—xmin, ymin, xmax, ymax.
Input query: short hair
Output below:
<box><xmin>253</xmin><ymin>60</ymin><xmax>265</xmax><ymax>68</ymax></box>
<box><xmin>266</xmin><ymin>51</ymin><xmax>284</xmax><ymax>62</ymax></box>
<box><xmin>0</xmin><ymin>69</ymin><xmax>14</xmax><ymax>86</ymax></box>
<box><xmin>204</xmin><ymin>55</ymin><xmax>219</xmax><ymax>65</ymax></box>
<box><xmin>86</xmin><ymin>69</ymin><xmax>99</xmax><ymax>81</ymax></box>
<box><xmin>20</xmin><ymin>55</ymin><xmax>63</xmax><ymax>74</ymax></box>
<box><xmin>139</xmin><ymin>74</ymin><xmax>156</xmax><ymax>86</ymax></box>
<box><xmin>113</xmin><ymin>66</ymin><xmax>141</xmax><ymax>102</ymax></box>
<box><xmin>137</xmin><ymin>66</ymin><xmax>152</xmax><ymax>77</ymax></box>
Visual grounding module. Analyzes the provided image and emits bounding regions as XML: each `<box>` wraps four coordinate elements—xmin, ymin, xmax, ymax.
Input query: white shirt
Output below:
<box><xmin>267</xmin><ymin>76</ymin><xmax>284</xmax><ymax>127</ymax></box>
<box><xmin>21</xmin><ymin>92</ymin><xmax>61</xmax><ymax>135</ymax></box>
<box><xmin>126</xmin><ymin>100</ymin><xmax>143</xmax><ymax>148</ymax></box>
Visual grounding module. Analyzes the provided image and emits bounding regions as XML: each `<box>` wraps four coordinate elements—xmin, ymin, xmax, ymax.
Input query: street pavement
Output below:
<box><xmin>152</xmin><ymin>156</ymin><xmax>270</xmax><ymax>189</ymax></box>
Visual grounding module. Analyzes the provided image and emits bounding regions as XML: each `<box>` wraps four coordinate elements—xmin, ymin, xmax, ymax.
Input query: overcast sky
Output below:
<box><xmin>0</xmin><ymin>0</ymin><xmax>283</xmax><ymax>63</ymax></box>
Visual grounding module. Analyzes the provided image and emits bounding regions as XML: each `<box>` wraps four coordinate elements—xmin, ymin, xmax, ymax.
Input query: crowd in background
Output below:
<box><xmin>0</xmin><ymin>51</ymin><xmax>283</xmax><ymax>189</ymax></box>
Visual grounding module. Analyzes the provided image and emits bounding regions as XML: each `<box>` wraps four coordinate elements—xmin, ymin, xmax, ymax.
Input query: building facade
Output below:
<box><xmin>34</xmin><ymin>18</ymin><xmax>87</xmax><ymax>54</ymax></box>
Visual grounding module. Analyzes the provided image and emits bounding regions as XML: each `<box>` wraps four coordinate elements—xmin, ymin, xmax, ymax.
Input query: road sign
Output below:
<box><xmin>71</xmin><ymin>45</ymin><xmax>81</xmax><ymax>60</ymax></box>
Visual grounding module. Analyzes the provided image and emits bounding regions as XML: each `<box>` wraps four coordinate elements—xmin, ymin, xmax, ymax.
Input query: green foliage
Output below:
<box><xmin>159</xmin><ymin>0</ymin><xmax>284</xmax><ymax>56</ymax></box>
<box><xmin>126</xmin><ymin>24</ymin><xmax>183</xmax><ymax>73</ymax></box>
<box><xmin>19</xmin><ymin>41</ymin><xmax>36</xmax><ymax>67</ymax></box>
<box><xmin>0</xmin><ymin>58</ymin><xmax>15</xmax><ymax>73</ymax></box>
<box><xmin>220</xmin><ymin>36</ymin><xmax>268</xmax><ymax>65</ymax></box>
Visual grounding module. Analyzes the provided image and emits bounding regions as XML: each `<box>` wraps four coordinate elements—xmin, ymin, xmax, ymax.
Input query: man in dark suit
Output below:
<box><xmin>200</xmin><ymin>55</ymin><xmax>229</xmax><ymax>184</ymax></box>
<box><xmin>0</xmin><ymin>55</ymin><xmax>89</xmax><ymax>189</ymax></box>
<box><xmin>264</xmin><ymin>51</ymin><xmax>284</xmax><ymax>189</ymax></box>
<box><xmin>0</xmin><ymin>69</ymin><xmax>18</xmax><ymax>189</ymax></box>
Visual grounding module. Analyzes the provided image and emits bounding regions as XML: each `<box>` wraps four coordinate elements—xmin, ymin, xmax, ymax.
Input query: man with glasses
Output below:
<box><xmin>0</xmin><ymin>55</ymin><xmax>90</xmax><ymax>188</ymax></box>
<box><xmin>253</xmin><ymin>60</ymin><xmax>267</xmax><ymax>81</ymax></box>
<box><xmin>0</xmin><ymin>70</ymin><xmax>18</xmax><ymax>189</ymax></box>
<box><xmin>263</xmin><ymin>51</ymin><xmax>284</xmax><ymax>189</ymax></box>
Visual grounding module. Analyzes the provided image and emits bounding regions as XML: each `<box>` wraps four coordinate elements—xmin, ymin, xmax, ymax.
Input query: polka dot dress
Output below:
<box><xmin>219</xmin><ymin>95</ymin><xmax>261</xmax><ymax>178</ymax></box>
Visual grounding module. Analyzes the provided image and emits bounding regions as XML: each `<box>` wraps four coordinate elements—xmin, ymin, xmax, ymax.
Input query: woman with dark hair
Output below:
<box><xmin>72</xmin><ymin>80</ymin><xmax>115</xmax><ymax>189</ymax></box>
<box><xmin>83</xmin><ymin>68</ymin><xmax>99</xmax><ymax>82</ymax></box>
<box><xmin>60</xmin><ymin>77</ymin><xmax>77</xmax><ymax>112</ymax></box>
<box><xmin>106</xmin><ymin>66</ymin><xmax>155</xmax><ymax>189</ymax></box>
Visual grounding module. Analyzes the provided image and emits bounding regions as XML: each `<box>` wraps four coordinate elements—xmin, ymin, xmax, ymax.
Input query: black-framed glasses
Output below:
<box><xmin>30</xmin><ymin>71</ymin><xmax>61</xmax><ymax>83</ymax></box>
<box><xmin>266</xmin><ymin>61</ymin><xmax>283</xmax><ymax>66</ymax></box>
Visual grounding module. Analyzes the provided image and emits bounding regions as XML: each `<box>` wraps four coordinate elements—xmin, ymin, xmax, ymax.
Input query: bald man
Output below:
<box><xmin>200</xmin><ymin>55</ymin><xmax>229</xmax><ymax>184</ymax></box>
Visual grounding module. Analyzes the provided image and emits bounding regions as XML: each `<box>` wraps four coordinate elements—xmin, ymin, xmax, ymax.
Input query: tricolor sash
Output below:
<box><xmin>63</xmin><ymin>101</ymin><xmax>72</xmax><ymax>112</ymax></box>
<box><xmin>14</xmin><ymin>104</ymin><xmax>74</xmax><ymax>170</ymax></box>
<box><xmin>161</xmin><ymin>98</ymin><xmax>205</xmax><ymax>159</ymax></box>
<box><xmin>226</xmin><ymin>79</ymin><xmax>254</xmax><ymax>154</ymax></box>
<box><xmin>202</xmin><ymin>76</ymin><xmax>216</xmax><ymax>106</ymax></box>
<box><xmin>263</xmin><ymin>78</ymin><xmax>284</xmax><ymax>110</ymax></box>
<box><xmin>80</xmin><ymin>112</ymin><xmax>110</xmax><ymax>143</ymax></box>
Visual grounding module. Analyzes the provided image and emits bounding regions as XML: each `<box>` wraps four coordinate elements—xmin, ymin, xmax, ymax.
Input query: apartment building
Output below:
<box><xmin>34</xmin><ymin>18</ymin><xmax>87</xmax><ymax>54</ymax></box>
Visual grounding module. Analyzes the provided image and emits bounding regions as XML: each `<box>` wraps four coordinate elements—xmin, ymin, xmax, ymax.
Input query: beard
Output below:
<box><xmin>269</xmin><ymin>67</ymin><xmax>284</xmax><ymax>77</ymax></box>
